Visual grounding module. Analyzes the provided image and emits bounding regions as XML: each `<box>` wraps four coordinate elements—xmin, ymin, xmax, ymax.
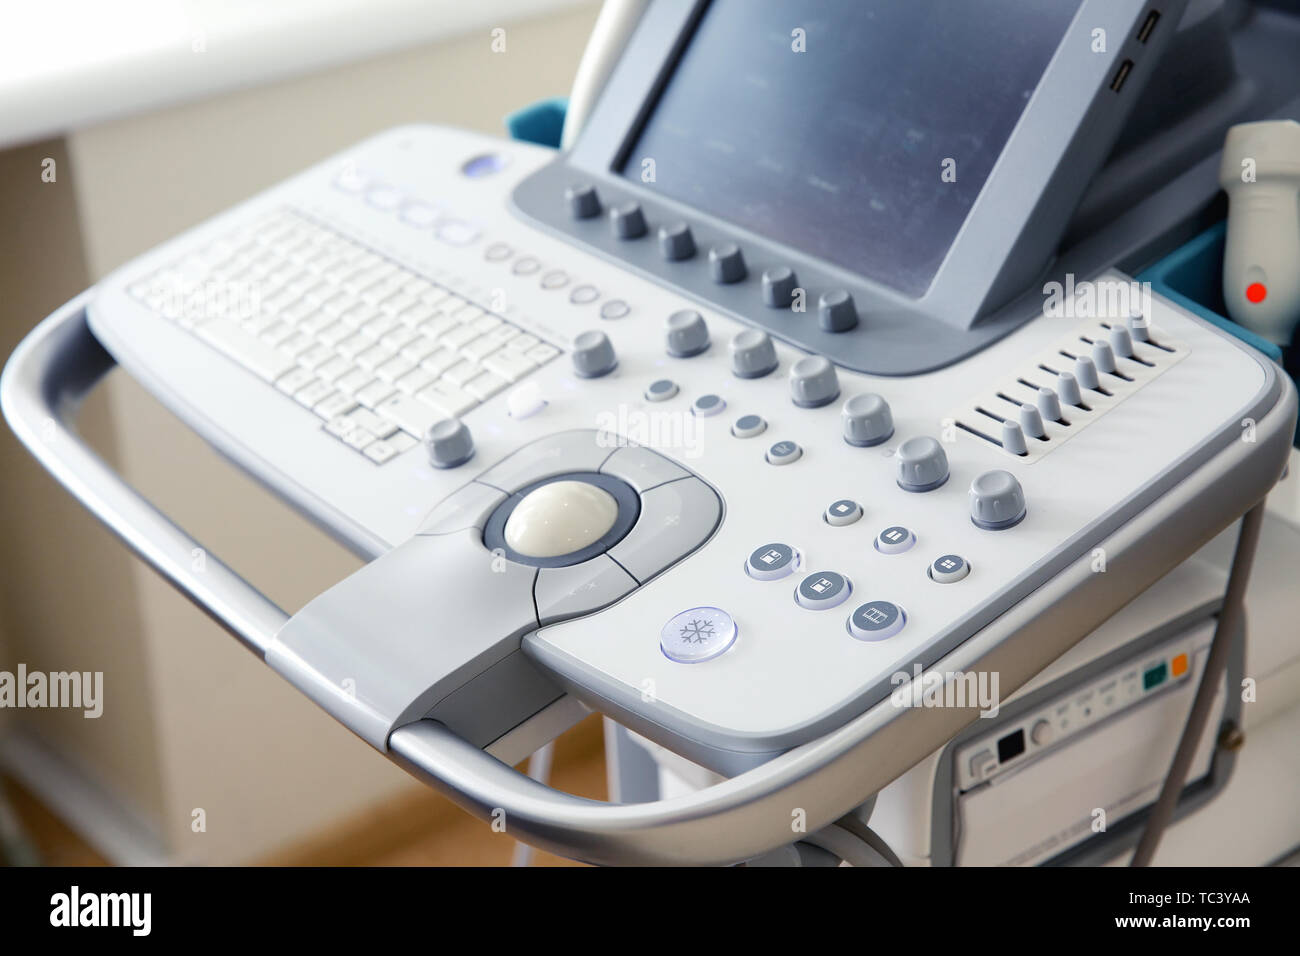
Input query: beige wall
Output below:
<box><xmin>2</xmin><ymin>2</ymin><xmax>600</xmax><ymax>863</ymax></box>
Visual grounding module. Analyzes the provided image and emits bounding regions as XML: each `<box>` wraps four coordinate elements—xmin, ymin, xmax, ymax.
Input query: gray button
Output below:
<box><xmin>1001</xmin><ymin>420</ymin><xmax>1028</xmax><ymax>456</ymax></box>
<box><xmin>929</xmin><ymin>554</ymin><xmax>970</xmax><ymax>584</ymax></box>
<box><xmin>1037</xmin><ymin>387</ymin><xmax>1062</xmax><ymax>423</ymax></box>
<box><xmin>569</xmin><ymin>284</ymin><xmax>600</xmax><ymax>305</ymax></box>
<box><xmin>731</xmin><ymin>414</ymin><xmax>767</xmax><ymax>438</ymax></box>
<box><xmin>476</xmin><ymin>430</ymin><xmax>614</xmax><ymax>493</ymax></box>
<box><xmin>566</xmin><ymin>183</ymin><xmax>601</xmax><ymax>219</ymax></box>
<box><xmin>600</xmin><ymin>444</ymin><xmax>689</xmax><ymax>493</ymax></box>
<box><xmin>1109</xmin><ymin>325</ymin><xmax>1134</xmax><ymax>357</ymax></box>
<box><xmin>969</xmin><ymin>749</ymin><xmax>996</xmax><ymax>779</ymax></box>
<box><xmin>842</xmin><ymin>393</ymin><xmax>894</xmax><ymax>447</ymax></box>
<box><xmin>659</xmin><ymin>221</ymin><xmax>696</xmax><ymax>261</ymax></box>
<box><xmin>875</xmin><ymin>525</ymin><xmax>915</xmax><ymax>554</ymax></box>
<box><xmin>572</xmin><ymin>330</ymin><xmax>617</xmax><ymax>378</ymax></box>
<box><xmin>895</xmin><ymin>436</ymin><xmax>949</xmax><ymax>492</ymax></box>
<box><xmin>535</xmin><ymin>555</ymin><xmax>638</xmax><ymax>625</ymax></box>
<box><xmin>540</xmin><ymin>270</ymin><xmax>570</xmax><ymax>290</ymax></box>
<box><xmin>417</xmin><ymin>481</ymin><xmax>505</xmax><ymax>535</ymax></box>
<box><xmin>729</xmin><ymin>329</ymin><xmax>778</xmax><ymax>378</ymax></box>
<box><xmin>1091</xmin><ymin>339</ymin><xmax>1116</xmax><ymax>374</ymax></box>
<box><xmin>610</xmin><ymin>201</ymin><xmax>647</xmax><ymax>239</ymax></box>
<box><xmin>512</xmin><ymin>256</ymin><xmax>541</xmax><ymax>276</ymax></box>
<box><xmin>709</xmin><ymin>243</ymin><xmax>747</xmax><ymax>283</ymax></box>
<box><xmin>970</xmin><ymin>469</ymin><xmax>1027</xmax><ymax>530</ymax></box>
<box><xmin>1073</xmin><ymin>355</ymin><xmax>1099</xmax><ymax>390</ymax></box>
<box><xmin>789</xmin><ymin>355</ymin><xmax>840</xmax><ymax>408</ymax></box>
<box><xmin>425</xmin><ymin>417</ymin><xmax>474</xmax><ymax>469</ymax></box>
<box><xmin>746</xmin><ymin>542</ymin><xmax>799</xmax><ymax>580</ymax></box>
<box><xmin>766</xmin><ymin>440</ymin><xmax>802</xmax><ymax>465</ymax></box>
<box><xmin>819</xmin><ymin>290</ymin><xmax>859</xmax><ymax>333</ymax></box>
<box><xmin>666</xmin><ymin>310</ymin><xmax>710</xmax><ymax>357</ymax></box>
<box><xmin>693</xmin><ymin>394</ymin><xmax>725</xmax><ymax>417</ymax></box>
<box><xmin>796</xmin><ymin>571</ymin><xmax>851</xmax><ymax>610</ymax></box>
<box><xmin>608</xmin><ymin>478</ymin><xmax>722</xmax><ymax>582</ymax></box>
<box><xmin>484</xmin><ymin>242</ymin><xmax>513</xmax><ymax>262</ymax></box>
<box><xmin>847</xmin><ymin>600</ymin><xmax>906</xmax><ymax>641</ymax></box>
<box><xmin>1128</xmin><ymin>312</ymin><xmax>1150</xmax><ymax>342</ymax></box>
<box><xmin>1056</xmin><ymin>371</ymin><xmax>1082</xmax><ymax>407</ymax></box>
<box><xmin>762</xmin><ymin>267</ymin><xmax>798</xmax><ymax>308</ymax></box>
<box><xmin>645</xmin><ymin>378</ymin><xmax>678</xmax><ymax>402</ymax></box>
<box><xmin>661</xmin><ymin>606</ymin><xmax>738</xmax><ymax>663</ymax></box>
<box><xmin>1018</xmin><ymin>403</ymin><xmax>1045</xmax><ymax>438</ymax></box>
<box><xmin>599</xmin><ymin>299</ymin><xmax>630</xmax><ymax>320</ymax></box>
<box><xmin>824</xmin><ymin>499</ymin><xmax>863</xmax><ymax>526</ymax></box>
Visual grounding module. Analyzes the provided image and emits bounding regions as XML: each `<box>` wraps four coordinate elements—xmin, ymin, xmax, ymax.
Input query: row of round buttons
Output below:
<box><xmin>746</xmin><ymin>542</ymin><xmax>970</xmax><ymax>586</ymax></box>
<box><xmin>480</xmin><ymin>240</ymin><xmax>632</xmax><ymax>318</ymax></box>
<box><xmin>335</xmin><ymin>167</ymin><xmax>481</xmax><ymax>246</ymax></box>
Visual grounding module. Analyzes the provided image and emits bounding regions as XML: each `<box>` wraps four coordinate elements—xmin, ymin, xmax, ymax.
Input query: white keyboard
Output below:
<box><xmin>127</xmin><ymin>209</ymin><xmax>562</xmax><ymax>465</ymax></box>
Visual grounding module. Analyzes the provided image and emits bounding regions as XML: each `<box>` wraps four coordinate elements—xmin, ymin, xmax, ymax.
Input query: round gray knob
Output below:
<box><xmin>1074</xmin><ymin>355</ymin><xmax>1099</xmax><ymax>390</ymax></box>
<box><xmin>789</xmin><ymin>355</ymin><xmax>840</xmax><ymax>408</ymax></box>
<box><xmin>1001</xmin><ymin>420</ymin><xmax>1028</xmax><ymax>456</ymax></box>
<box><xmin>610</xmin><ymin>201</ymin><xmax>647</xmax><ymax>239</ymax></box>
<box><xmin>659</xmin><ymin>222</ymin><xmax>695</xmax><ymax>260</ymax></box>
<box><xmin>426</xmin><ymin>418</ymin><xmax>474</xmax><ymax>469</ymax></box>
<box><xmin>1056</xmin><ymin>371</ymin><xmax>1082</xmax><ymax>407</ymax></box>
<box><xmin>842</xmin><ymin>393</ymin><xmax>894</xmax><ymax>447</ymax></box>
<box><xmin>571</xmin><ymin>330</ymin><xmax>617</xmax><ymax>378</ymax></box>
<box><xmin>1090</xmin><ymin>340</ymin><xmax>1116</xmax><ymax>374</ymax></box>
<box><xmin>762</xmin><ymin>267</ymin><xmax>798</xmax><ymax>308</ymax></box>
<box><xmin>819</xmin><ymin>290</ymin><xmax>859</xmax><ymax>333</ymax></box>
<box><xmin>709</xmin><ymin>243</ymin><xmax>746</xmax><ymax>283</ymax></box>
<box><xmin>1109</xmin><ymin>325</ymin><xmax>1134</xmax><ymax>358</ymax></box>
<box><xmin>1018</xmin><ymin>403</ymin><xmax>1045</xmax><ymax>439</ymax></box>
<box><xmin>970</xmin><ymin>469</ymin><xmax>1027</xmax><ymax>530</ymax></box>
<box><xmin>1128</xmin><ymin>312</ymin><xmax>1150</xmax><ymax>343</ymax></box>
<box><xmin>896</xmin><ymin>436</ymin><xmax>949</xmax><ymax>492</ymax></box>
<box><xmin>565</xmin><ymin>184</ymin><xmax>601</xmax><ymax>220</ymax></box>
<box><xmin>730</xmin><ymin>329</ymin><xmax>778</xmax><ymax>378</ymax></box>
<box><xmin>665</xmin><ymin>310</ymin><xmax>710</xmax><ymax>358</ymax></box>
<box><xmin>1037</xmin><ymin>387</ymin><xmax>1062</xmax><ymax>423</ymax></box>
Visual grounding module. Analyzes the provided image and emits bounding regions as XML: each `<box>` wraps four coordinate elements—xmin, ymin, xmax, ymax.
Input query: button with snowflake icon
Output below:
<box><xmin>660</xmin><ymin>606</ymin><xmax>738</xmax><ymax>663</ymax></box>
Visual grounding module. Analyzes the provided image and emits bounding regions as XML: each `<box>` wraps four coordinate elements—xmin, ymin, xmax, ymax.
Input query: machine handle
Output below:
<box><xmin>2</xmin><ymin>294</ymin><xmax>905</xmax><ymax>866</ymax></box>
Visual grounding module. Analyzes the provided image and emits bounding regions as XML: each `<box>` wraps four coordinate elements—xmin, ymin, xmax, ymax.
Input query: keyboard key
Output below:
<box><xmin>376</xmin><ymin>355</ymin><xmax>416</xmax><ymax>382</ymax></box>
<box><xmin>482</xmin><ymin>349</ymin><xmax>537</xmax><ymax>382</ymax></box>
<box><xmin>360</xmin><ymin>313</ymin><xmax>398</xmax><ymax>340</ymax></box>
<box><xmin>342</xmin><ymin>426</ymin><xmax>376</xmax><ymax>450</ymax></box>
<box><xmin>314</xmin><ymin>392</ymin><xmax>358</xmax><ymax>420</ymax></box>
<box><xmin>527</xmin><ymin>343</ymin><xmax>561</xmax><ymax>364</ymax></box>
<box><xmin>294</xmin><ymin>381</ymin><xmax>335</xmax><ymax>408</ymax></box>
<box><xmin>379</xmin><ymin>292</ymin><xmax>417</xmax><ymax>316</ymax></box>
<box><xmin>380</xmin><ymin>326</ymin><xmax>418</xmax><ymax>351</ymax></box>
<box><xmin>335</xmin><ymin>368</ymin><xmax>375</xmax><ymax>395</ymax></box>
<box><xmin>356</xmin><ymin>379</ymin><xmax>396</xmax><ymax>408</ymax></box>
<box><xmin>344</xmin><ymin>407</ymin><xmax>399</xmax><ymax>439</ymax></box>
<box><xmin>397</xmin><ymin>302</ymin><xmax>437</xmax><ymax>327</ymax></box>
<box><xmin>417</xmin><ymin>380</ymin><xmax>478</xmax><ymax>418</ymax></box>
<box><xmin>297</xmin><ymin>344</ymin><xmax>336</xmax><ymax>370</ymax></box>
<box><xmin>461</xmin><ymin>335</ymin><xmax>503</xmax><ymax>361</ymax></box>
<box><xmin>275</xmin><ymin>367</ymin><xmax>316</xmax><ymax>395</ymax></box>
<box><xmin>443</xmin><ymin>359</ymin><xmax>485</xmax><ymax>386</ymax></box>
<box><xmin>395</xmin><ymin>366</ymin><xmax>437</xmax><ymax>394</ymax></box>
<box><xmin>439</xmin><ymin>325</ymin><xmax>480</xmax><ymax>349</ymax></box>
<box><xmin>356</xmin><ymin>344</ymin><xmax>397</xmax><ymax>371</ymax></box>
<box><xmin>418</xmin><ymin>314</ymin><xmax>461</xmax><ymax>339</ymax></box>
<box><xmin>471</xmin><ymin>314</ymin><xmax>503</xmax><ymax>334</ymax></box>
<box><xmin>317</xmin><ymin>321</ymin><xmax>353</xmax><ymax>346</ymax></box>
<box><xmin>375</xmin><ymin>392</ymin><xmax>445</xmax><ymax>438</ymax></box>
<box><xmin>363</xmin><ymin>439</ymin><xmax>398</xmax><ymax>464</ymax></box>
<box><xmin>419</xmin><ymin>348</ymin><xmax>460</xmax><ymax>374</ymax></box>
<box><xmin>400</xmin><ymin>336</ymin><xmax>440</xmax><ymax>363</ymax></box>
<box><xmin>337</xmin><ymin>333</ymin><xmax>372</xmax><ymax>359</ymax></box>
<box><xmin>465</xmin><ymin>371</ymin><xmax>508</xmax><ymax>401</ymax></box>
<box><xmin>197</xmin><ymin>317</ymin><xmax>298</xmax><ymax>381</ymax></box>
<box><xmin>259</xmin><ymin>321</ymin><xmax>296</xmax><ymax>346</ymax></box>
<box><xmin>315</xmin><ymin>356</ymin><xmax>355</xmax><ymax>383</ymax></box>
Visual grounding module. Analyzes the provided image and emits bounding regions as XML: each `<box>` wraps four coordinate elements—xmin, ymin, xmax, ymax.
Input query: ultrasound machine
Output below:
<box><xmin>6</xmin><ymin>0</ymin><xmax>1300</xmax><ymax>866</ymax></box>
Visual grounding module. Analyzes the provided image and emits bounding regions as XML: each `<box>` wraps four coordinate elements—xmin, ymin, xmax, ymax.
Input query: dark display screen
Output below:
<box><xmin>621</xmin><ymin>0</ymin><xmax>1082</xmax><ymax>296</ymax></box>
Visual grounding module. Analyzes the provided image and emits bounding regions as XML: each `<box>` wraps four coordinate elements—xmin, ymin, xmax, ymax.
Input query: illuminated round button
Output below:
<box><xmin>731</xmin><ymin>414</ymin><xmax>767</xmax><ymax>438</ymax></box>
<box><xmin>746</xmin><ymin>542</ymin><xmax>799</xmax><ymax>581</ymax></box>
<box><xmin>766</xmin><ymin>440</ymin><xmax>802</xmax><ymax>465</ymax></box>
<box><xmin>692</xmin><ymin>394</ymin><xmax>726</xmax><ymax>417</ymax></box>
<box><xmin>847</xmin><ymin>601</ymin><xmax>906</xmax><ymax>641</ymax></box>
<box><xmin>503</xmin><ymin>480</ymin><xmax>619</xmax><ymax>559</ymax></box>
<box><xmin>824</xmin><ymin>499</ymin><xmax>863</xmax><ymax>527</ymax></box>
<box><xmin>569</xmin><ymin>285</ymin><xmax>600</xmax><ymax>305</ymax></box>
<box><xmin>540</xmin><ymin>270</ymin><xmax>570</xmax><ymax>290</ymax></box>
<box><xmin>512</xmin><ymin>256</ymin><xmax>541</xmax><ymax>276</ymax></box>
<box><xmin>796</xmin><ymin>571</ymin><xmax>851</xmax><ymax>610</ymax></box>
<box><xmin>929</xmin><ymin>554</ymin><xmax>970</xmax><ymax>584</ymax></box>
<box><xmin>661</xmin><ymin>606</ymin><xmax>737</xmax><ymax>663</ymax></box>
<box><xmin>600</xmin><ymin>299</ymin><xmax>631</xmax><ymax>320</ymax></box>
<box><xmin>875</xmin><ymin>525</ymin><xmax>916</xmax><ymax>554</ymax></box>
<box><xmin>484</xmin><ymin>242</ymin><xmax>513</xmax><ymax>262</ymax></box>
<box><xmin>645</xmin><ymin>379</ymin><xmax>679</xmax><ymax>402</ymax></box>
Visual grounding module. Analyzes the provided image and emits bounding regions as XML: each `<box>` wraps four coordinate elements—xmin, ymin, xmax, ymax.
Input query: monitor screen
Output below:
<box><xmin>620</xmin><ymin>0</ymin><xmax>1083</xmax><ymax>297</ymax></box>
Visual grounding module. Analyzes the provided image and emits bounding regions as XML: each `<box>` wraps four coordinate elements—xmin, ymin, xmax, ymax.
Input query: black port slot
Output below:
<box><xmin>1137</xmin><ymin>10</ymin><xmax>1160</xmax><ymax>44</ymax></box>
<box><xmin>1017</xmin><ymin>377</ymin><xmax>1043</xmax><ymax>392</ymax></box>
<box><xmin>976</xmin><ymin>406</ymin><xmax>1006</xmax><ymax>424</ymax></box>
<box><xmin>998</xmin><ymin>729</ymin><xmax>1026</xmax><ymax>762</ymax></box>
<box><xmin>1110</xmin><ymin>59</ymin><xmax>1134</xmax><ymax>92</ymax></box>
<box><xmin>995</xmin><ymin>391</ymin><xmax>1024</xmax><ymax>408</ymax></box>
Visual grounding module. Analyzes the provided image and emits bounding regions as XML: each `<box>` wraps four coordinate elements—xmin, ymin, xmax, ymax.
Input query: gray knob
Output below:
<box><xmin>610</xmin><ymin>201</ymin><xmax>647</xmax><ymax>239</ymax></box>
<box><xmin>1001</xmin><ymin>420</ymin><xmax>1028</xmax><ymax>456</ymax></box>
<box><xmin>1056</xmin><ymin>371</ymin><xmax>1082</xmax><ymax>407</ymax></box>
<box><xmin>1109</xmin><ymin>325</ymin><xmax>1134</xmax><ymax>358</ymax></box>
<box><xmin>896</xmin><ymin>436</ymin><xmax>949</xmax><ymax>492</ymax></box>
<box><xmin>1074</xmin><ymin>355</ymin><xmax>1099</xmax><ymax>390</ymax></box>
<box><xmin>565</xmin><ymin>183</ymin><xmax>601</xmax><ymax>219</ymax></box>
<box><xmin>762</xmin><ymin>267</ymin><xmax>798</xmax><ymax>308</ymax></box>
<box><xmin>572</xmin><ymin>330</ymin><xmax>617</xmax><ymax>378</ymax></box>
<box><xmin>1037</xmin><ymin>387</ymin><xmax>1062</xmax><ymax>423</ymax></box>
<box><xmin>659</xmin><ymin>222</ymin><xmax>695</xmax><ymax>260</ymax></box>
<box><xmin>819</xmin><ymin>290</ymin><xmax>858</xmax><ymax>333</ymax></box>
<box><xmin>789</xmin><ymin>355</ymin><xmax>840</xmax><ymax>408</ymax></box>
<box><xmin>1128</xmin><ymin>312</ymin><xmax>1150</xmax><ymax>342</ymax></box>
<box><xmin>426</xmin><ymin>418</ymin><xmax>475</xmax><ymax>469</ymax></box>
<box><xmin>665</xmin><ymin>310</ymin><xmax>710</xmax><ymax>358</ymax></box>
<box><xmin>709</xmin><ymin>243</ymin><xmax>747</xmax><ymax>283</ymax></box>
<box><xmin>970</xmin><ymin>469</ymin><xmax>1027</xmax><ymax>530</ymax></box>
<box><xmin>842</xmin><ymin>393</ymin><xmax>894</xmax><ymax>447</ymax></box>
<box><xmin>1019</xmin><ymin>403</ymin><xmax>1046</xmax><ymax>439</ymax></box>
<box><xmin>730</xmin><ymin>329</ymin><xmax>778</xmax><ymax>378</ymax></box>
<box><xmin>1090</xmin><ymin>340</ymin><xmax>1116</xmax><ymax>374</ymax></box>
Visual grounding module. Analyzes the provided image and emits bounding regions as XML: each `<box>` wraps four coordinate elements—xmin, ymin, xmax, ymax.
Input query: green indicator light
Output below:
<box><xmin>1143</xmin><ymin>663</ymin><xmax>1168</xmax><ymax>691</ymax></box>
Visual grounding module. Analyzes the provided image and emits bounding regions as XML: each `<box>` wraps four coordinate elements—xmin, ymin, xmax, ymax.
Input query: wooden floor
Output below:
<box><xmin>2</xmin><ymin>715</ymin><xmax>609</xmax><ymax>867</ymax></box>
